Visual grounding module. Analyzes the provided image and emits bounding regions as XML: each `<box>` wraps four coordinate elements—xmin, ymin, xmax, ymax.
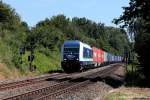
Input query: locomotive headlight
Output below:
<box><xmin>64</xmin><ymin>59</ymin><xmax>67</xmax><ymax>60</ymax></box>
<box><xmin>76</xmin><ymin>58</ymin><xmax>79</xmax><ymax>60</ymax></box>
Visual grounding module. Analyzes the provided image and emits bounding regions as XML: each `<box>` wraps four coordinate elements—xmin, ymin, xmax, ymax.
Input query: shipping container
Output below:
<box><xmin>100</xmin><ymin>49</ymin><xmax>104</xmax><ymax>63</ymax></box>
<box><xmin>92</xmin><ymin>47</ymin><xmax>98</xmax><ymax>66</ymax></box>
<box><xmin>104</xmin><ymin>51</ymin><xmax>108</xmax><ymax>62</ymax></box>
<box><xmin>97</xmin><ymin>49</ymin><xmax>101</xmax><ymax>66</ymax></box>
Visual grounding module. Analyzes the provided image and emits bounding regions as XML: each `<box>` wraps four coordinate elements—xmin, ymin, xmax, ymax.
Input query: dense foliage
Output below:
<box><xmin>0</xmin><ymin>1</ymin><xmax>28</xmax><ymax>68</ymax></box>
<box><xmin>0</xmin><ymin>1</ymin><xmax>130</xmax><ymax>75</ymax></box>
<box><xmin>114</xmin><ymin>0</ymin><xmax>150</xmax><ymax>80</ymax></box>
<box><xmin>32</xmin><ymin>15</ymin><xmax>130</xmax><ymax>54</ymax></box>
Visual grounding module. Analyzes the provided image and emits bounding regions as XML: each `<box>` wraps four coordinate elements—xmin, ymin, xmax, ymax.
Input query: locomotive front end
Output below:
<box><xmin>61</xmin><ymin>41</ymin><xmax>81</xmax><ymax>72</ymax></box>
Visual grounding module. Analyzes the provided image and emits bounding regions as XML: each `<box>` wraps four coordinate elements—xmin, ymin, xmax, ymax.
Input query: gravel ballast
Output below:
<box><xmin>56</xmin><ymin>81</ymin><xmax>113</xmax><ymax>100</ymax></box>
<box><xmin>55</xmin><ymin>64</ymin><xmax>125</xmax><ymax>100</ymax></box>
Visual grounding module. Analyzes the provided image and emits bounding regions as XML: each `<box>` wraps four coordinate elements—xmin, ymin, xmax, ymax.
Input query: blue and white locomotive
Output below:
<box><xmin>61</xmin><ymin>40</ymin><xmax>93</xmax><ymax>72</ymax></box>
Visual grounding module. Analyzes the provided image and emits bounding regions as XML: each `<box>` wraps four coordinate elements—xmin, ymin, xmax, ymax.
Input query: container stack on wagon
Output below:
<box><xmin>61</xmin><ymin>40</ymin><xmax>123</xmax><ymax>72</ymax></box>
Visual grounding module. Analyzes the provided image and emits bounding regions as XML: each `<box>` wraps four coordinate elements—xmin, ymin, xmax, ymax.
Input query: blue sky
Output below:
<box><xmin>4</xmin><ymin>0</ymin><xmax>129</xmax><ymax>27</ymax></box>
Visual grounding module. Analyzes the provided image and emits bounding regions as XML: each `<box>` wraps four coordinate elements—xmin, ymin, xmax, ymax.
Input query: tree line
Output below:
<box><xmin>114</xmin><ymin>0</ymin><xmax>150</xmax><ymax>81</ymax></box>
<box><xmin>0</xmin><ymin>1</ymin><xmax>130</xmax><ymax>74</ymax></box>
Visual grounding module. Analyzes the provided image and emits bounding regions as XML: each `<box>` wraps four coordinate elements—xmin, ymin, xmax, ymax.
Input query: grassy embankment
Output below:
<box><xmin>104</xmin><ymin>64</ymin><xmax>150</xmax><ymax>100</ymax></box>
<box><xmin>21</xmin><ymin>51</ymin><xmax>62</xmax><ymax>74</ymax></box>
<box><xmin>0</xmin><ymin>41</ymin><xmax>21</xmax><ymax>79</ymax></box>
<box><xmin>0</xmin><ymin>41</ymin><xmax>62</xmax><ymax>80</ymax></box>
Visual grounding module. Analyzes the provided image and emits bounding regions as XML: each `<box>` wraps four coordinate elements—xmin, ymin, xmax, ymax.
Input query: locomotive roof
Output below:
<box><xmin>63</xmin><ymin>40</ymin><xmax>80</xmax><ymax>47</ymax></box>
<box><xmin>63</xmin><ymin>40</ymin><xmax>91</xmax><ymax>49</ymax></box>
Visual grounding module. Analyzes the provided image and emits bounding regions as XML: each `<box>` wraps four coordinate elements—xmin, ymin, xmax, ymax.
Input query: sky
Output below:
<box><xmin>3</xmin><ymin>0</ymin><xmax>129</xmax><ymax>27</ymax></box>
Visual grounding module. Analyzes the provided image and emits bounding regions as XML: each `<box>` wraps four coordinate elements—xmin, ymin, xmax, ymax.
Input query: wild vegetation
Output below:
<box><xmin>114</xmin><ymin>0</ymin><xmax>150</xmax><ymax>82</ymax></box>
<box><xmin>0</xmin><ymin>1</ymin><xmax>130</xmax><ymax>78</ymax></box>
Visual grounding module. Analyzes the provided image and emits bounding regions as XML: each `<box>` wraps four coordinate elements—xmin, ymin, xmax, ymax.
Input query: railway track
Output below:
<box><xmin>36</xmin><ymin>80</ymin><xmax>92</xmax><ymax>100</ymax></box>
<box><xmin>36</xmin><ymin>64</ymin><xmax>120</xmax><ymax>100</ymax></box>
<box><xmin>2</xmin><ymin>64</ymin><xmax>121</xmax><ymax>100</ymax></box>
<box><xmin>0</xmin><ymin>73</ymin><xmax>70</xmax><ymax>91</ymax></box>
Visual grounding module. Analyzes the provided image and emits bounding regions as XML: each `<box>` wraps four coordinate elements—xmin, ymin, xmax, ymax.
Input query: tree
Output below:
<box><xmin>0</xmin><ymin>1</ymin><xmax>29</xmax><ymax>68</ymax></box>
<box><xmin>114</xmin><ymin>0</ymin><xmax>150</xmax><ymax>80</ymax></box>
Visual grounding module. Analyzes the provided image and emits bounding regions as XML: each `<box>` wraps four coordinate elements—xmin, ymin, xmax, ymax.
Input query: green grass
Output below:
<box><xmin>0</xmin><ymin>39</ymin><xmax>62</xmax><ymax>77</ymax></box>
<box><xmin>33</xmin><ymin>51</ymin><xmax>61</xmax><ymax>73</ymax></box>
<box><xmin>0</xmin><ymin>40</ymin><xmax>62</xmax><ymax>75</ymax></box>
<box><xmin>104</xmin><ymin>92</ymin><xmax>127</xmax><ymax>100</ymax></box>
<box><xmin>22</xmin><ymin>51</ymin><xmax>62</xmax><ymax>74</ymax></box>
<box><xmin>0</xmin><ymin>40</ymin><xmax>15</xmax><ymax>68</ymax></box>
<box><xmin>125</xmin><ymin>64</ymin><xmax>146</xmax><ymax>87</ymax></box>
<box><xmin>126</xmin><ymin>64</ymin><xmax>137</xmax><ymax>72</ymax></box>
<box><xmin>0</xmin><ymin>40</ymin><xmax>22</xmax><ymax>79</ymax></box>
<box><xmin>104</xmin><ymin>91</ymin><xmax>148</xmax><ymax>100</ymax></box>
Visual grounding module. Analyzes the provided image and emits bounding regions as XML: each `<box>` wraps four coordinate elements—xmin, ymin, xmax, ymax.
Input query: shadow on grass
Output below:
<box><xmin>125</xmin><ymin>70</ymin><xmax>150</xmax><ymax>87</ymax></box>
<box><xmin>46</xmin><ymin>64</ymin><xmax>150</xmax><ymax>88</ymax></box>
<box><xmin>46</xmin><ymin>74</ymin><xmax>124</xmax><ymax>88</ymax></box>
<box><xmin>86</xmin><ymin>76</ymin><xmax>124</xmax><ymax>88</ymax></box>
<box><xmin>48</xmin><ymin>69</ymin><xmax>64</xmax><ymax>73</ymax></box>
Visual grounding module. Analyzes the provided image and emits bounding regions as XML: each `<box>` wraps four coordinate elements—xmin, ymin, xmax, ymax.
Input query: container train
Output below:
<box><xmin>61</xmin><ymin>40</ymin><xmax>123</xmax><ymax>72</ymax></box>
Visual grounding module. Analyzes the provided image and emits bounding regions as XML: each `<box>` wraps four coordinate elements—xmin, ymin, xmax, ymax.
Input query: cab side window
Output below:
<box><xmin>83</xmin><ymin>47</ymin><xmax>92</xmax><ymax>58</ymax></box>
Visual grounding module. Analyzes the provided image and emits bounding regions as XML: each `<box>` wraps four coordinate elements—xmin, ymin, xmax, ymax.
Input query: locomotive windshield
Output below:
<box><xmin>64</xmin><ymin>47</ymin><xmax>79</xmax><ymax>54</ymax></box>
